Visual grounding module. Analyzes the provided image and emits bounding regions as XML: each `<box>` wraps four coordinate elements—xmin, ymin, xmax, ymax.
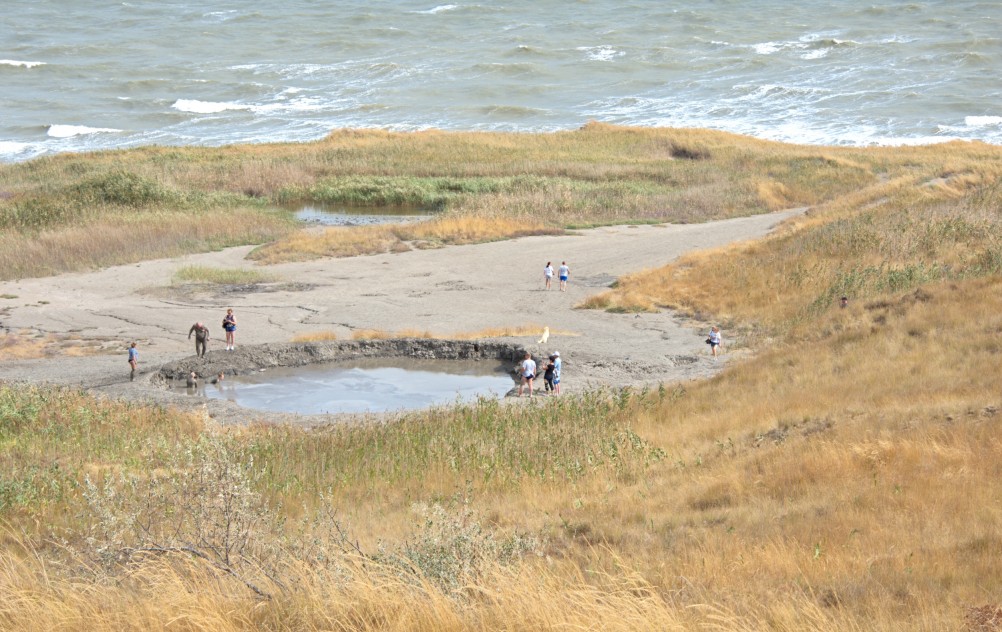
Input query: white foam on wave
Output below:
<box><xmin>0</xmin><ymin>59</ymin><xmax>46</xmax><ymax>68</ymax></box>
<box><xmin>414</xmin><ymin>4</ymin><xmax>458</xmax><ymax>14</ymax></box>
<box><xmin>577</xmin><ymin>46</ymin><xmax>623</xmax><ymax>62</ymax></box>
<box><xmin>0</xmin><ymin>141</ymin><xmax>33</xmax><ymax>158</ymax></box>
<box><xmin>801</xmin><ymin>49</ymin><xmax>829</xmax><ymax>60</ymax></box>
<box><xmin>965</xmin><ymin>116</ymin><xmax>1002</xmax><ymax>127</ymax></box>
<box><xmin>172</xmin><ymin>99</ymin><xmax>251</xmax><ymax>114</ymax></box>
<box><xmin>47</xmin><ymin>125</ymin><xmax>122</xmax><ymax>138</ymax></box>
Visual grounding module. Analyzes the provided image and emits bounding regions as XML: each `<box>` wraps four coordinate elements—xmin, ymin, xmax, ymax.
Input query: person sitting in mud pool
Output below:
<box><xmin>186</xmin><ymin>371</ymin><xmax>198</xmax><ymax>388</ymax></box>
<box><xmin>210</xmin><ymin>371</ymin><xmax>224</xmax><ymax>385</ymax></box>
<box><xmin>188</xmin><ymin>321</ymin><xmax>210</xmax><ymax>357</ymax></box>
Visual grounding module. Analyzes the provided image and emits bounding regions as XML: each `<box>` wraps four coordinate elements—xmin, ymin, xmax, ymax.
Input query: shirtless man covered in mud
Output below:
<box><xmin>188</xmin><ymin>322</ymin><xmax>210</xmax><ymax>357</ymax></box>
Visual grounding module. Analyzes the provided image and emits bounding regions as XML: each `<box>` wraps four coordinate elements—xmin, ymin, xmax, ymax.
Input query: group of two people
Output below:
<box><xmin>517</xmin><ymin>351</ymin><xmax>561</xmax><ymax>397</ymax></box>
<box><xmin>188</xmin><ymin>308</ymin><xmax>237</xmax><ymax>357</ymax></box>
<box><xmin>543</xmin><ymin>261</ymin><xmax>570</xmax><ymax>291</ymax></box>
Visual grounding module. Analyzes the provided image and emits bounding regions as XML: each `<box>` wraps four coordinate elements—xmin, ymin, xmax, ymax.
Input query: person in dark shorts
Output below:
<box><xmin>543</xmin><ymin>354</ymin><xmax>556</xmax><ymax>394</ymax></box>
<box><xmin>127</xmin><ymin>342</ymin><xmax>139</xmax><ymax>381</ymax></box>
<box><xmin>517</xmin><ymin>352</ymin><xmax>537</xmax><ymax>397</ymax></box>
<box><xmin>222</xmin><ymin>308</ymin><xmax>236</xmax><ymax>351</ymax></box>
<box><xmin>188</xmin><ymin>322</ymin><xmax>210</xmax><ymax>357</ymax></box>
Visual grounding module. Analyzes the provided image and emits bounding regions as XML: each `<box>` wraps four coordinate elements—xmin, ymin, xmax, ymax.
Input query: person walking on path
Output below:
<box><xmin>223</xmin><ymin>308</ymin><xmax>237</xmax><ymax>350</ymax></box>
<box><xmin>706</xmin><ymin>326</ymin><xmax>722</xmax><ymax>358</ymax></box>
<box><xmin>188</xmin><ymin>322</ymin><xmax>210</xmax><ymax>357</ymax></box>
<box><xmin>127</xmin><ymin>342</ymin><xmax>139</xmax><ymax>381</ymax></box>
<box><xmin>558</xmin><ymin>261</ymin><xmax>570</xmax><ymax>292</ymax></box>
<box><xmin>544</xmin><ymin>262</ymin><xmax>554</xmax><ymax>290</ymax></box>
<box><xmin>517</xmin><ymin>352</ymin><xmax>537</xmax><ymax>397</ymax></box>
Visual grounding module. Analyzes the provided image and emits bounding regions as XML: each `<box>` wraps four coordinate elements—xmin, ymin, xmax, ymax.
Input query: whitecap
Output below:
<box><xmin>0</xmin><ymin>59</ymin><xmax>46</xmax><ymax>68</ymax></box>
<box><xmin>0</xmin><ymin>141</ymin><xmax>33</xmax><ymax>158</ymax></box>
<box><xmin>801</xmin><ymin>49</ymin><xmax>829</xmax><ymax>60</ymax></box>
<box><xmin>577</xmin><ymin>46</ymin><xmax>623</xmax><ymax>62</ymax></box>
<box><xmin>172</xmin><ymin>99</ymin><xmax>251</xmax><ymax>114</ymax></box>
<box><xmin>752</xmin><ymin>42</ymin><xmax>783</xmax><ymax>55</ymax></box>
<box><xmin>413</xmin><ymin>4</ymin><xmax>458</xmax><ymax>14</ymax></box>
<box><xmin>965</xmin><ymin>116</ymin><xmax>1002</xmax><ymax>127</ymax></box>
<box><xmin>47</xmin><ymin>125</ymin><xmax>122</xmax><ymax>138</ymax></box>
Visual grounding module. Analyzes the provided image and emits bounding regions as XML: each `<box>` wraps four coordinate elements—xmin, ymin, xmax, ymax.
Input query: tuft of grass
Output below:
<box><xmin>172</xmin><ymin>265</ymin><xmax>279</xmax><ymax>285</ymax></box>
<box><xmin>290</xmin><ymin>331</ymin><xmax>338</xmax><ymax>342</ymax></box>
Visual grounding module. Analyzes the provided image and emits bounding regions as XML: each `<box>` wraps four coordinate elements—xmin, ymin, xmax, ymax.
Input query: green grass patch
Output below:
<box><xmin>172</xmin><ymin>265</ymin><xmax>279</xmax><ymax>285</ymax></box>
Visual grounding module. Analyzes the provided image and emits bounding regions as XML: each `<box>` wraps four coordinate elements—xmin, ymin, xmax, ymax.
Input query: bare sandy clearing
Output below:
<box><xmin>0</xmin><ymin>209</ymin><xmax>803</xmax><ymax>423</ymax></box>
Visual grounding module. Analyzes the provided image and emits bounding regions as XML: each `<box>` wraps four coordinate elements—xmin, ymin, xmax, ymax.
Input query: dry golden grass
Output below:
<box><xmin>290</xmin><ymin>331</ymin><xmax>338</xmax><ymax>342</ymax></box>
<box><xmin>4</xmin><ymin>132</ymin><xmax>1002</xmax><ymax>630</ymax></box>
<box><xmin>0</xmin><ymin>209</ymin><xmax>292</xmax><ymax>280</ymax></box>
<box><xmin>249</xmin><ymin>215</ymin><xmax>563</xmax><ymax>264</ymax></box>
<box><xmin>0</xmin><ymin>330</ymin><xmax>119</xmax><ymax>360</ymax></box>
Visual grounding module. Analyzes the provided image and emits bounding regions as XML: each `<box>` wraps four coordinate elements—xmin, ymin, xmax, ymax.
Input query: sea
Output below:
<box><xmin>1</xmin><ymin>1</ymin><xmax>1000</xmax><ymax>162</ymax></box>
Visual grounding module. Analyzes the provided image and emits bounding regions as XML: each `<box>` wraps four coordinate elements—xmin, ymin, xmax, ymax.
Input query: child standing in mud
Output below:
<box><xmin>127</xmin><ymin>342</ymin><xmax>138</xmax><ymax>381</ymax></box>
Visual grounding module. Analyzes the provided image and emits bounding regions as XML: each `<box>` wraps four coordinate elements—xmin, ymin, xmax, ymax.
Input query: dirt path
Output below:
<box><xmin>0</xmin><ymin>209</ymin><xmax>802</xmax><ymax>423</ymax></box>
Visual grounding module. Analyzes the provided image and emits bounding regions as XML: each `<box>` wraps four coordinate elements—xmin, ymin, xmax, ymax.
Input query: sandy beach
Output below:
<box><xmin>0</xmin><ymin>209</ymin><xmax>801</xmax><ymax>423</ymax></box>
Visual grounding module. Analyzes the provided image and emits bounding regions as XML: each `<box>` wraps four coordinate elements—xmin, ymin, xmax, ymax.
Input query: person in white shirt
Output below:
<box><xmin>558</xmin><ymin>261</ymin><xmax>570</xmax><ymax>291</ymax></box>
<box><xmin>544</xmin><ymin>261</ymin><xmax>554</xmax><ymax>290</ymax></box>
<box><xmin>517</xmin><ymin>352</ymin><xmax>537</xmax><ymax>397</ymax></box>
<box><xmin>707</xmin><ymin>326</ymin><xmax>722</xmax><ymax>358</ymax></box>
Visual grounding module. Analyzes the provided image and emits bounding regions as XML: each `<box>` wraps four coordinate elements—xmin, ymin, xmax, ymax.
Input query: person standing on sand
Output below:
<box><xmin>552</xmin><ymin>351</ymin><xmax>562</xmax><ymax>394</ymax></box>
<box><xmin>127</xmin><ymin>342</ymin><xmax>139</xmax><ymax>381</ymax></box>
<box><xmin>706</xmin><ymin>326</ymin><xmax>722</xmax><ymax>358</ymax></box>
<box><xmin>188</xmin><ymin>322</ymin><xmax>210</xmax><ymax>357</ymax></box>
<box><xmin>544</xmin><ymin>261</ymin><xmax>554</xmax><ymax>290</ymax></box>
<box><xmin>558</xmin><ymin>261</ymin><xmax>570</xmax><ymax>291</ymax></box>
<box><xmin>222</xmin><ymin>308</ymin><xmax>236</xmax><ymax>350</ymax></box>
<box><xmin>517</xmin><ymin>352</ymin><xmax>537</xmax><ymax>397</ymax></box>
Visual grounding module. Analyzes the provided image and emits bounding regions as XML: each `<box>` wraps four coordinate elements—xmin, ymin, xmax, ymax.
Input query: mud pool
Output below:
<box><xmin>292</xmin><ymin>202</ymin><xmax>432</xmax><ymax>227</ymax></box>
<box><xmin>198</xmin><ymin>357</ymin><xmax>515</xmax><ymax>414</ymax></box>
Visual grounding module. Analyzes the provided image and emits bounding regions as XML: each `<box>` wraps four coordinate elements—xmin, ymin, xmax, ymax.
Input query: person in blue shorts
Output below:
<box><xmin>223</xmin><ymin>308</ymin><xmax>237</xmax><ymax>351</ymax></box>
<box><xmin>558</xmin><ymin>261</ymin><xmax>570</xmax><ymax>291</ymax></box>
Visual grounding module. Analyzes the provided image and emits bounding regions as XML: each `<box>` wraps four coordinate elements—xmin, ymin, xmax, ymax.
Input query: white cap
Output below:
<box><xmin>553</xmin><ymin>351</ymin><xmax>560</xmax><ymax>356</ymax></box>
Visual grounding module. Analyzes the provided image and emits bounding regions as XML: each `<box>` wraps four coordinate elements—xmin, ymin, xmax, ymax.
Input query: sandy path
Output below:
<box><xmin>0</xmin><ymin>209</ymin><xmax>801</xmax><ymax>420</ymax></box>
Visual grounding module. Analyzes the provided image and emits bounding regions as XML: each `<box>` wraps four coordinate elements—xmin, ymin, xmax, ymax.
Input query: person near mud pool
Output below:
<box><xmin>517</xmin><ymin>352</ymin><xmax>537</xmax><ymax>397</ymax></box>
<box><xmin>543</xmin><ymin>355</ymin><xmax>556</xmax><ymax>393</ymax></box>
<box><xmin>127</xmin><ymin>341</ymin><xmax>139</xmax><ymax>382</ymax></box>
<box><xmin>558</xmin><ymin>261</ymin><xmax>570</xmax><ymax>291</ymax></box>
<box><xmin>188</xmin><ymin>322</ymin><xmax>210</xmax><ymax>357</ymax></box>
<box><xmin>544</xmin><ymin>261</ymin><xmax>554</xmax><ymax>290</ymax></box>
<box><xmin>551</xmin><ymin>351</ymin><xmax>562</xmax><ymax>394</ymax></box>
<box><xmin>706</xmin><ymin>326</ymin><xmax>722</xmax><ymax>358</ymax></box>
<box><xmin>222</xmin><ymin>308</ymin><xmax>236</xmax><ymax>350</ymax></box>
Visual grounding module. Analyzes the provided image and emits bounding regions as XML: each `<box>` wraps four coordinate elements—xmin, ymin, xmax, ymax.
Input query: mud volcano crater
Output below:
<box><xmin>156</xmin><ymin>339</ymin><xmax>532</xmax><ymax>416</ymax></box>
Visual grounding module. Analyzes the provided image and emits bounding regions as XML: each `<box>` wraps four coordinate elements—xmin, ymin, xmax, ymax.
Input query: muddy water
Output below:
<box><xmin>200</xmin><ymin>357</ymin><xmax>514</xmax><ymax>414</ymax></box>
<box><xmin>292</xmin><ymin>202</ymin><xmax>432</xmax><ymax>227</ymax></box>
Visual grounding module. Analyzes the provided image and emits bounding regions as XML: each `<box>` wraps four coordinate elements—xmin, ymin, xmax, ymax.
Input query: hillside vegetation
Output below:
<box><xmin>2</xmin><ymin>128</ymin><xmax>1002</xmax><ymax>630</ymax></box>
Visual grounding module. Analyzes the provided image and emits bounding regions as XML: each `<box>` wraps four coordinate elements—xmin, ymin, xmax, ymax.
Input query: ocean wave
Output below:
<box><xmin>0</xmin><ymin>59</ymin><xmax>46</xmax><ymax>68</ymax></box>
<box><xmin>0</xmin><ymin>141</ymin><xmax>34</xmax><ymax>158</ymax></box>
<box><xmin>172</xmin><ymin>99</ymin><xmax>251</xmax><ymax>114</ymax></box>
<box><xmin>478</xmin><ymin>105</ymin><xmax>549</xmax><ymax>118</ymax></box>
<box><xmin>412</xmin><ymin>4</ymin><xmax>458</xmax><ymax>14</ymax></box>
<box><xmin>47</xmin><ymin>125</ymin><xmax>122</xmax><ymax>138</ymax></box>
<box><xmin>577</xmin><ymin>46</ymin><xmax>623</xmax><ymax>62</ymax></box>
<box><xmin>965</xmin><ymin>116</ymin><xmax>1002</xmax><ymax>127</ymax></box>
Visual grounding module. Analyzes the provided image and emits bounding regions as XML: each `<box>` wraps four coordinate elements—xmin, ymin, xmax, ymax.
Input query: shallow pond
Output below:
<box><xmin>291</xmin><ymin>202</ymin><xmax>433</xmax><ymax>227</ymax></box>
<box><xmin>199</xmin><ymin>358</ymin><xmax>514</xmax><ymax>414</ymax></box>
